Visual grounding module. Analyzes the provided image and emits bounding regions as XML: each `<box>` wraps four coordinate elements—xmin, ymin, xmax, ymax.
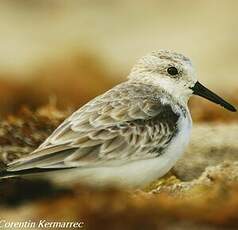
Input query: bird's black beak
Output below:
<box><xmin>190</xmin><ymin>81</ymin><xmax>237</xmax><ymax>112</ymax></box>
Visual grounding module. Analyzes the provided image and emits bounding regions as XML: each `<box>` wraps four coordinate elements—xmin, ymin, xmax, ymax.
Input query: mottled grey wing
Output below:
<box><xmin>7</xmin><ymin>82</ymin><xmax>179</xmax><ymax>172</ymax></box>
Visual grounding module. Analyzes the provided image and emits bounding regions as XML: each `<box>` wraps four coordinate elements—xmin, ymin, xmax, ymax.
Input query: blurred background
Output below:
<box><xmin>0</xmin><ymin>2</ymin><xmax>238</xmax><ymax>228</ymax></box>
<box><xmin>0</xmin><ymin>0</ymin><xmax>237</xmax><ymax>117</ymax></box>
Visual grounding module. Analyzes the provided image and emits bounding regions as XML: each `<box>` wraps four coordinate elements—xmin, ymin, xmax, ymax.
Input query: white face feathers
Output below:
<box><xmin>128</xmin><ymin>50</ymin><xmax>197</xmax><ymax>105</ymax></box>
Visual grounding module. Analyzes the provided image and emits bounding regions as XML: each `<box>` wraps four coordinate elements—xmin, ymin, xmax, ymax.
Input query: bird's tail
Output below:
<box><xmin>0</xmin><ymin>162</ymin><xmax>15</xmax><ymax>179</ymax></box>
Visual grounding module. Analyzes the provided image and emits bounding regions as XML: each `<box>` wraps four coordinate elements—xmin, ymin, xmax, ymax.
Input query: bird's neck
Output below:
<box><xmin>128</xmin><ymin>78</ymin><xmax>190</xmax><ymax>112</ymax></box>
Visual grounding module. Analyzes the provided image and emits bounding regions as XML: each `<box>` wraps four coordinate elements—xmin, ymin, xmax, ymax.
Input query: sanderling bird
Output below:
<box><xmin>1</xmin><ymin>50</ymin><xmax>236</xmax><ymax>187</ymax></box>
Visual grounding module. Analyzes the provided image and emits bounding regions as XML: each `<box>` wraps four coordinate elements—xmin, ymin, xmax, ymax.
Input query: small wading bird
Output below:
<box><xmin>1</xmin><ymin>50</ymin><xmax>236</xmax><ymax>187</ymax></box>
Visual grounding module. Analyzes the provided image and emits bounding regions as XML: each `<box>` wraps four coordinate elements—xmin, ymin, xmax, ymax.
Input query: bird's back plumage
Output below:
<box><xmin>5</xmin><ymin>81</ymin><xmax>180</xmax><ymax>176</ymax></box>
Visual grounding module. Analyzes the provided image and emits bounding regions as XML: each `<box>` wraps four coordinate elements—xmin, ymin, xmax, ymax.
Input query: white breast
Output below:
<box><xmin>153</xmin><ymin>110</ymin><xmax>192</xmax><ymax>177</ymax></box>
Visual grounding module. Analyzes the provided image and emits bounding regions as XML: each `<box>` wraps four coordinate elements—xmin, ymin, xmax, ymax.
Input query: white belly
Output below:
<box><xmin>48</xmin><ymin>113</ymin><xmax>192</xmax><ymax>188</ymax></box>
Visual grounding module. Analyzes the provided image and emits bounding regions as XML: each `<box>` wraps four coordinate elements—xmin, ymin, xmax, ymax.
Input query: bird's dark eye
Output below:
<box><xmin>167</xmin><ymin>67</ymin><xmax>178</xmax><ymax>76</ymax></box>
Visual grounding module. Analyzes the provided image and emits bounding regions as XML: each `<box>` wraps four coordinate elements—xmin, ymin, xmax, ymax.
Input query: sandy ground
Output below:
<box><xmin>0</xmin><ymin>106</ymin><xmax>237</xmax><ymax>229</ymax></box>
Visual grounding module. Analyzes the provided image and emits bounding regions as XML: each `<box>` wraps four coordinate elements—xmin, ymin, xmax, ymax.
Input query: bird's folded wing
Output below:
<box><xmin>6</xmin><ymin>82</ymin><xmax>179</xmax><ymax>172</ymax></box>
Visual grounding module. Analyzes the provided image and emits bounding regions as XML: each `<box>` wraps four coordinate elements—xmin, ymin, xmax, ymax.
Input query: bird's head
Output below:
<box><xmin>128</xmin><ymin>50</ymin><xmax>236</xmax><ymax>112</ymax></box>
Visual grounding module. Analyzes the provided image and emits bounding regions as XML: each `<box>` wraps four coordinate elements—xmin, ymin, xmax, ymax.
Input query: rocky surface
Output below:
<box><xmin>0</xmin><ymin>106</ymin><xmax>238</xmax><ymax>229</ymax></box>
<box><xmin>174</xmin><ymin>123</ymin><xmax>238</xmax><ymax>181</ymax></box>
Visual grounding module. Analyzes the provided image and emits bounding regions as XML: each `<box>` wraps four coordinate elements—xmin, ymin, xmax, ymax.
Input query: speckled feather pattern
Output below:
<box><xmin>7</xmin><ymin>82</ymin><xmax>180</xmax><ymax>171</ymax></box>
